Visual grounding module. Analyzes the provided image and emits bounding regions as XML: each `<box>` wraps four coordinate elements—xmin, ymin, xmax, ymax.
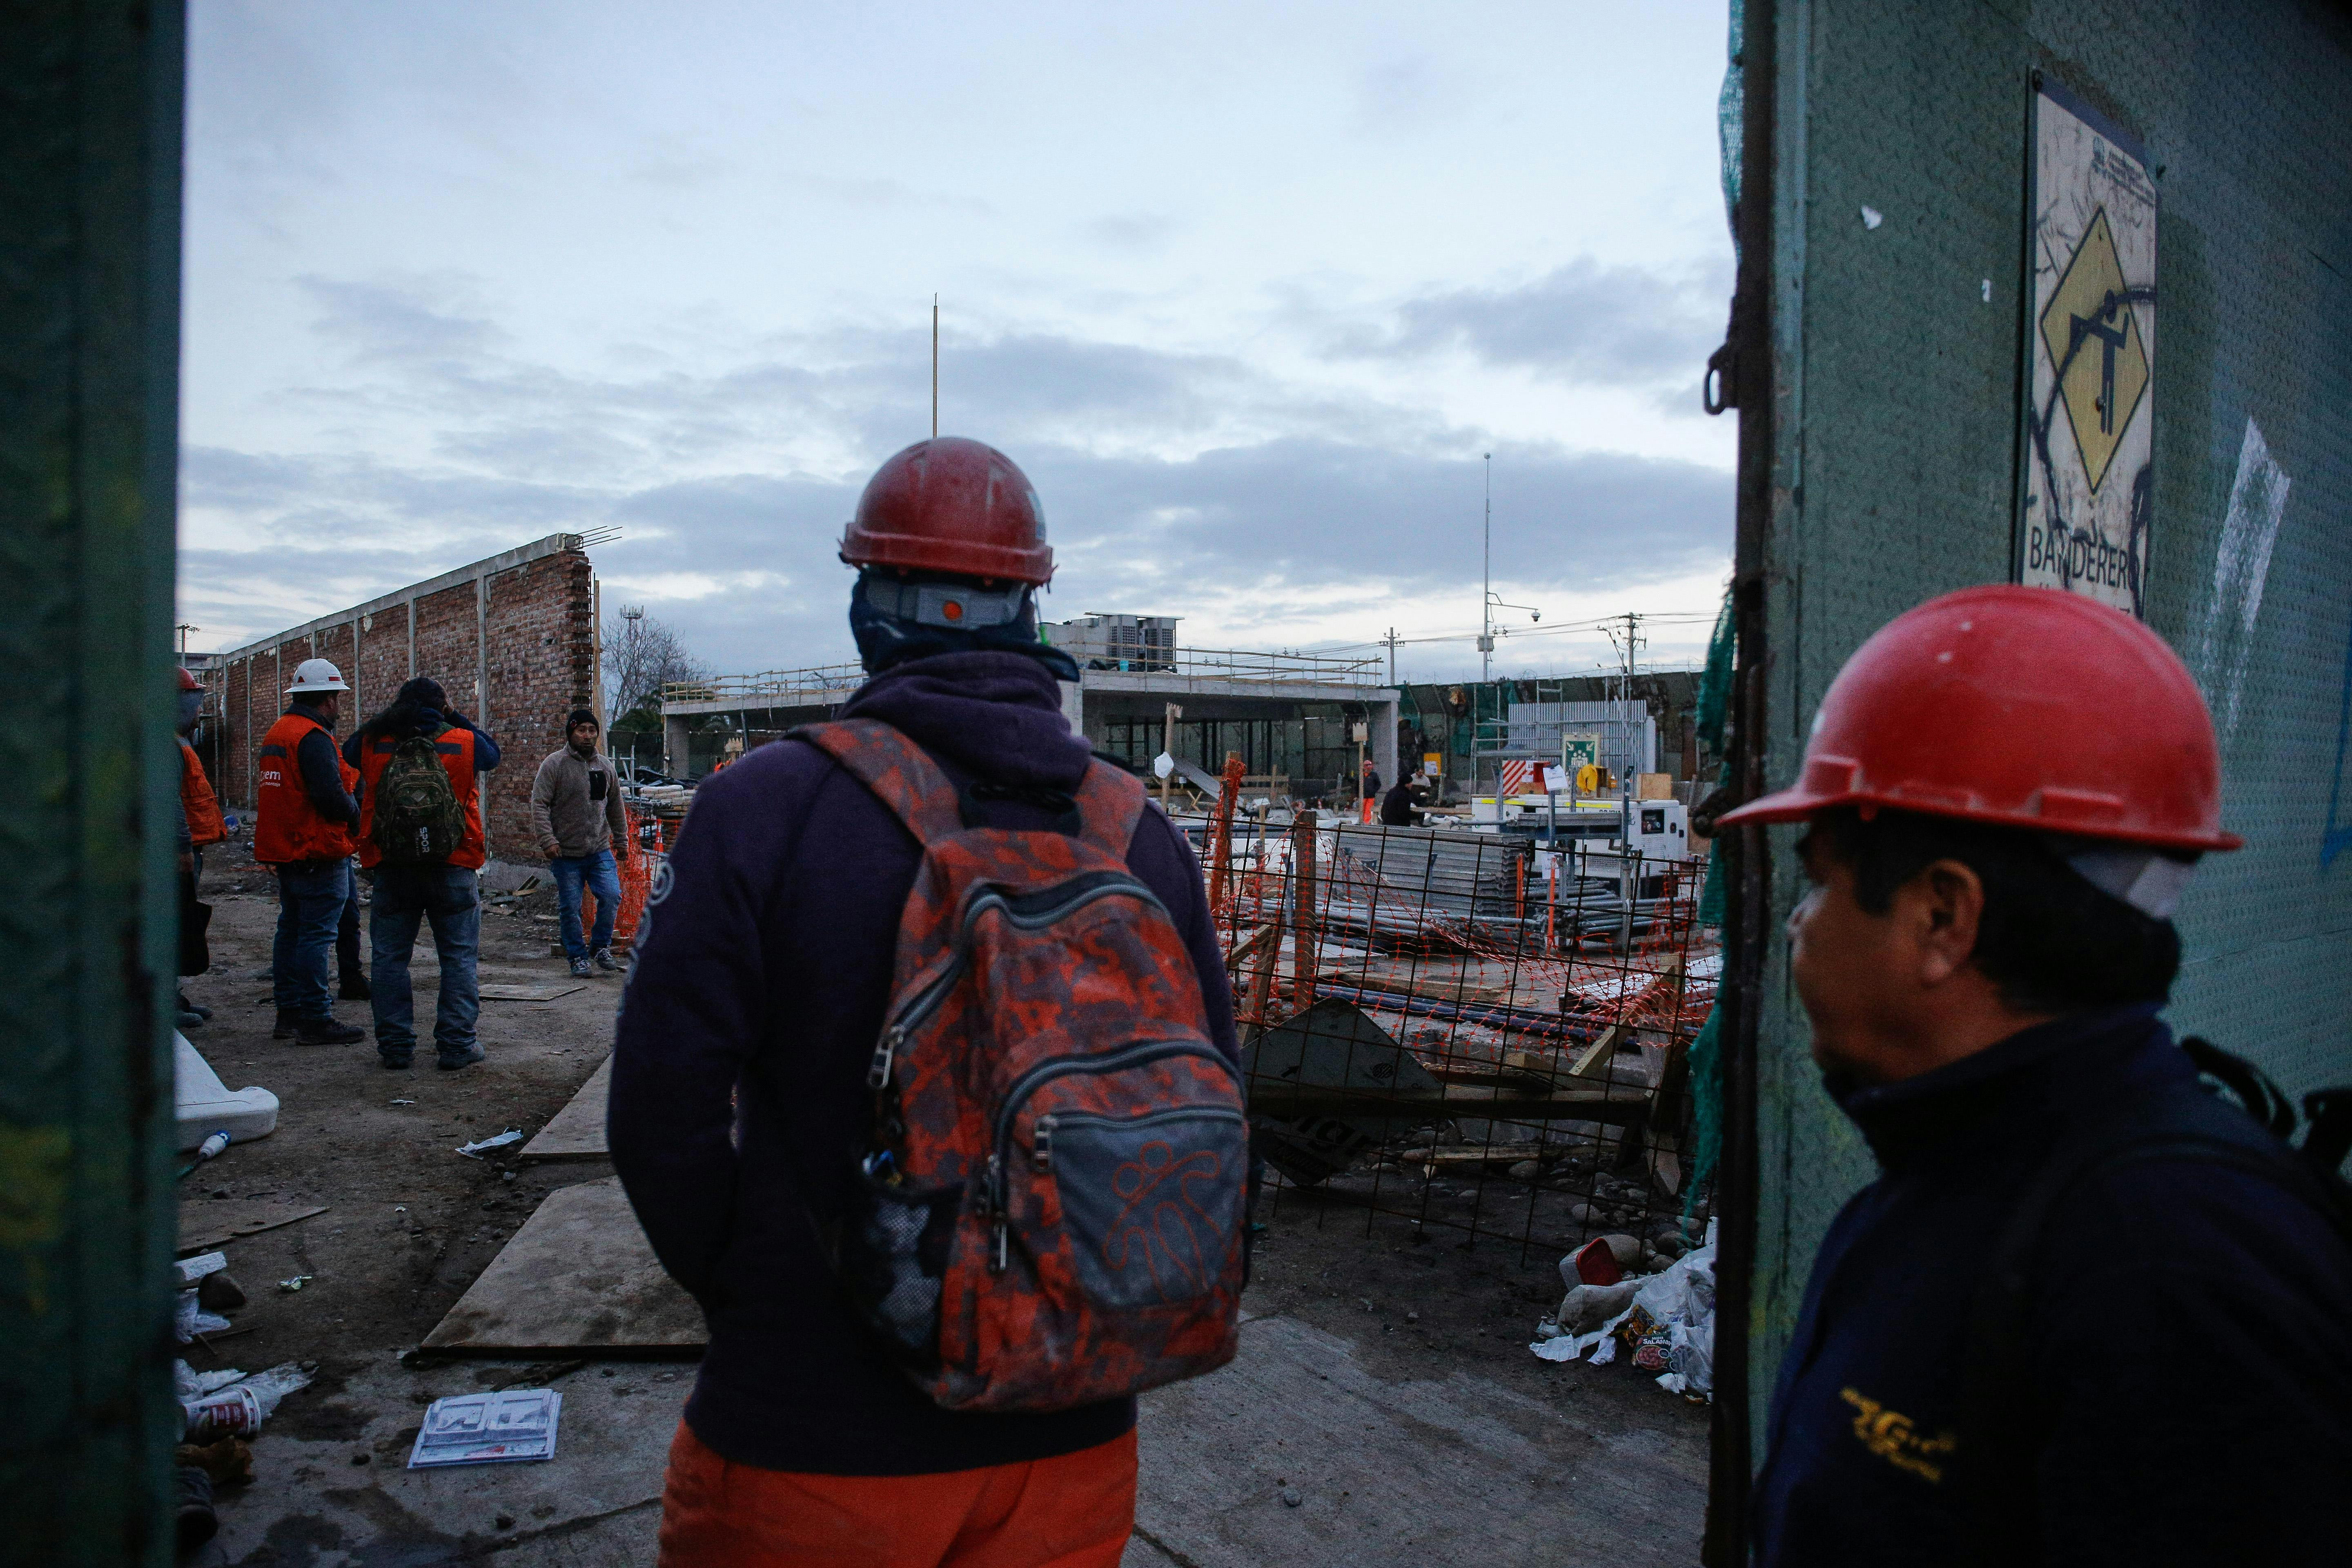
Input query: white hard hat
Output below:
<box><xmin>287</xmin><ymin>658</ymin><xmax>350</xmax><ymax>694</ymax></box>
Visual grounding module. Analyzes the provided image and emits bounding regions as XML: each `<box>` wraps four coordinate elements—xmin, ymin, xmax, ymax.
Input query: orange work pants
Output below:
<box><xmin>656</xmin><ymin>1422</ymin><xmax>1138</xmax><ymax>1568</ymax></box>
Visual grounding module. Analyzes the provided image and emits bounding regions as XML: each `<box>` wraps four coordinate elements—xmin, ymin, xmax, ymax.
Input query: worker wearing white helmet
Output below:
<box><xmin>254</xmin><ymin>658</ymin><xmax>365</xmax><ymax>1045</ymax></box>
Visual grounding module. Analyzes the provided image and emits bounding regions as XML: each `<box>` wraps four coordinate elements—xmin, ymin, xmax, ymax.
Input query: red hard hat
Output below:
<box><xmin>177</xmin><ymin>665</ymin><xmax>201</xmax><ymax>692</ymax></box>
<box><xmin>1719</xmin><ymin>585</ymin><xmax>2241</xmax><ymax>853</ymax></box>
<box><xmin>840</xmin><ymin>437</ymin><xmax>1053</xmax><ymax>586</ymax></box>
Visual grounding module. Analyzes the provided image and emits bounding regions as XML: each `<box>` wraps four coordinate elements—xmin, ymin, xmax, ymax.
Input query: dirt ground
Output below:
<box><xmin>176</xmin><ymin>843</ymin><xmax>633</xmax><ymax>1389</ymax></box>
<box><xmin>176</xmin><ymin>838</ymin><xmax>1708</xmax><ymax>1566</ymax></box>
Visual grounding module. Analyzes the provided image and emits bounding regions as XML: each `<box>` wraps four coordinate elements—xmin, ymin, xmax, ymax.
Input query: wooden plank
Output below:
<box><xmin>177</xmin><ymin>1202</ymin><xmax>329</xmax><ymax>1258</ymax></box>
<box><xmin>1566</xmin><ymin>1025</ymin><xmax>1624</xmax><ymax>1079</ymax></box>
<box><xmin>1247</xmin><ymin>1081</ymin><xmax>1651</xmax><ymax>1127</ymax></box>
<box><xmin>518</xmin><ymin>1055</ymin><xmax>612</xmax><ymax>1163</ymax></box>
<box><xmin>419</xmin><ymin>1176</ymin><xmax>704</xmax><ymax>1356</ymax></box>
<box><xmin>1421</xmin><ymin>1062</ymin><xmax>1556</xmax><ymax>1091</ymax></box>
<box><xmin>479</xmin><ymin>983</ymin><xmax>584</xmax><ymax>1002</ymax></box>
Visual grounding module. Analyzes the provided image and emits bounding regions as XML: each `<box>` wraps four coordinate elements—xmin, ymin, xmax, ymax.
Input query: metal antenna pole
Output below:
<box><xmin>931</xmin><ymin>294</ymin><xmax>939</xmax><ymax>440</ymax></box>
<box><xmin>1481</xmin><ymin>453</ymin><xmax>1492</xmax><ymax>684</ymax></box>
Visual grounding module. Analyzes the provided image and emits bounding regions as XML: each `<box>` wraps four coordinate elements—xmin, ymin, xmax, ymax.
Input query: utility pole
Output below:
<box><xmin>1479</xmin><ymin>453</ymin><xmax>1493</xmax><ymax>684</ymax></box>
<box><xmin>1615</xmin><ymin>611</ymin><xmax>1643</xmax><ymax>951</ymax></box>
<box><xmin>931</xmin><ymin>294</ymin><xmax>940</xmax><ymax>440</ymax></box>
<box><xmin>1160</xmin><ymin>702</ymin><xmax>1182</xmax><ymax>812</ymax></box>
<box><xmin>176</xmin><ymin>623</ymin><xmax>198</xmax><ymax>656</ymax></box>
<box><xmin>1384</xmin><ymin>626</ymin><xmax>1398</xmax><ymax>687</ymax></box>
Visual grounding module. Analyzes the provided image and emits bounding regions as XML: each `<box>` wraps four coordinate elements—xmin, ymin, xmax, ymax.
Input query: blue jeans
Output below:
<box><xmin>550</xmin><ymin>850</ymin><xmax>621</xmax><ymax>961</ymax></box>
<box><xmin>370</xmin><ymin>864</ymin><xmax>481</xmax><ymax>1058</ymax></box>
<box><xmin>272</xmin><ymin>860</ymin><xmax>351</xmax><ymax>1020</ymax></box>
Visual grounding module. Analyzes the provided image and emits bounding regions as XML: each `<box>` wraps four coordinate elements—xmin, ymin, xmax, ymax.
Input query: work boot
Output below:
<box><xmin>592</xmin><ymin>947</ymin><xmax>622</xmax><ymax>973</ymax></box>
<box><xmin>271</xmin><ymin>1008</ymin><xmax>298</xmax><ymax>1040</ymax></box>
<box><xmin>339</xmin><ymin>967</ymin><xmax>372</xmax><ymax>1001</ymax></box>
<box><xmin>568</xmin><ymin>956</ymin><xmax>593</xmax><ymax>979</ymax></box>
<box><xmin>177</xmin><ymin>1009</ymin><xmax>206</xmax><ymax>1031</ymax></box>
<box><xmin>437</xmin><ymin>1042</ymin><xmax>486</xmax><ymax>1071</ymax></box>
<box><xmin>379</xmin><ymin>1048</ymin><xmax>414</xmax><ymax>1070</ymax></box>
<box><xmin>293</xmin><ymin>1015</ymin><xmax>363</xmax><ymax>1046</ymax></box>
<box><xmin>176</xmin><ymin>1465</ymin><xmax>217</xmax><ymax>1552</ymax></box>
<box><xmin>178</xmin><ymin>992</ymin><xmax>213</xmax><ymax>1021</ymax></box>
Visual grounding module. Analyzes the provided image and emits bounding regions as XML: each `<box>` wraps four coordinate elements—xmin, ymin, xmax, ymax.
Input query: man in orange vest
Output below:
<box><xmin>176</xmin><ymin>666</ymin><xmax>227</xmax><ymax>1031</ymax></box>
<box><xmin>344</xmin><ymin>677</ymin><xmax>501</xmax><ymax>1071</ymax></box>
<box><xmin>177</xmin><ymin>666</ymin><xmax>227</xmax><ymax>880</ymax></box>
<box><xmin>255</xmin><ymin>659</ymin><xmax>365</xmax><ymax>1045</ymax></box>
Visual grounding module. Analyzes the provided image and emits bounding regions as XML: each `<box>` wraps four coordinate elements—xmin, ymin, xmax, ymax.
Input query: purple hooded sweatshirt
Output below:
<box><xmin>609</xmin><ymin>650</ymin><xmax>1238</xmax><ymax>1476</ymax></box>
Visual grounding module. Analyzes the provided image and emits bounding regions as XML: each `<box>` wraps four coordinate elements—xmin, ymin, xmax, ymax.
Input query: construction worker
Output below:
<box><xmin>1380</xmin><ymin>770</ymin><xmax>1428</xmax><ymax>827</ymax></box>
<box><xmin>610</xmin><ymin>438</ymin><xmax>1238</xmax><ymax>1567</ymax></box>
<box><xmin>530</xmin><ymin>708</ymin><xmax>630</xmax><ymax>978</ymax></box>
<box><xmin>344</xmin><ymin>677</ymin><xmax>501</xmax><ymax>1070</ymax></box>
<box><xmin>175</xmin><ymin>667</ymin><xmax>226</xmax><ymax>1030</ymax></box>
<box><xmin>176</xmin><ymin>666</ymin><xmax>227</xmax><ymax>882</ymax></box>
<box><xmin>1726</xmin><ymin>586</ymin><xmax>2352</xmax><ymax>1566</ymax></box>
<box><xmin>254</xmin><ymin>659</ymin><xmax>364</xmax><ymax>1045</ymax></box>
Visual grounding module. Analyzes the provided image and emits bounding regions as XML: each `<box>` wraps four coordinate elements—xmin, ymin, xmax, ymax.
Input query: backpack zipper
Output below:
<box><xmin>989</xmin><ymin>1040</ymin><xmax>1240</xmax><ymax>1270</ymax></box>
<box><xmin>866</xmin><ymin>875</ymin><xmax>1169</xmax><ymax>1091</ymax></box>
<box><xmin>1031</xmin><ymin>1105</ymin><xmax>1249</xmax><ymax>1171</ymax></box>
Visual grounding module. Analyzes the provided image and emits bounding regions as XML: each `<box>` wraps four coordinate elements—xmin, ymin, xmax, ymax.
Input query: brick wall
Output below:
<box><xmin>217</xmin><ymin>535</ymin><xmax>596</xmax><ymax>862</ymax></box>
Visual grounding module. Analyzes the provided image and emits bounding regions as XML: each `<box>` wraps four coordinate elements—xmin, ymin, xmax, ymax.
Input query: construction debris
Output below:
<box><xmin>1200</xmin><ymin>804</ymin><xmax>1713</xmax><ymax>1259</ymax></box>
<box><xmin>1532</xmin><ymin>1222</ymin><xmax>1719</xmax><ymax>1398</ymax></box>
<box><xmin>408</xmin><ymin>1389</ymin><xmax>564</xmax><ymax>1468</ymax></box>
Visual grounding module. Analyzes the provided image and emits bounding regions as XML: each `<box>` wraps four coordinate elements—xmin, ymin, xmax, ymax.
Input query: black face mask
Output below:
<box><xmin>848</xmin><ymin>572</ymin><xmax>1080</xmax><ymax>681</ymax></box>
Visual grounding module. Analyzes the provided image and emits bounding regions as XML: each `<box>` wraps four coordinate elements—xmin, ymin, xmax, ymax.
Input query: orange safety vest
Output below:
<box><xmin>253</xmin><ymin>710</ymin><xmax>358</xmax><ymax>865</ymax></box>
<box><xmin>179</xmin><ymin>738</ymin><xmax>227</xmax><ymax>847</ymax></box>
<box><xmin>353</xmin><ymin>724</ymin><xmax>485</xmax><ymax>870</ymax></box>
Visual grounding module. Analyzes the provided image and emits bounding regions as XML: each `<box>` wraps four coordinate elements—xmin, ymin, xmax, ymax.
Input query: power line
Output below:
<box><xmin>1316</xmin><ymin>610</ymin><xmax>1717</xmax><ymax>655</ymax></box>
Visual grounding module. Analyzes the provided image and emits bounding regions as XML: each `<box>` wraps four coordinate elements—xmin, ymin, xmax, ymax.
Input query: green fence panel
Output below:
<box><xmin>1750</xmin><ymin>0</ymin><xmax>2352</xmax><ymax>1452</ymax></box>
<box><xmin>0</xmin><ymin>2</ymin><xmax>186</xmax><ymax>1559</ymax></box>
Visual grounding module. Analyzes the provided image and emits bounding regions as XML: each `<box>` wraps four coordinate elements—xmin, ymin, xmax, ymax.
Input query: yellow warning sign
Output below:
<box><xmin>2037</xmin><ymin>207</ymin><xmax>2149</xmax><ymax>493</ymax></box>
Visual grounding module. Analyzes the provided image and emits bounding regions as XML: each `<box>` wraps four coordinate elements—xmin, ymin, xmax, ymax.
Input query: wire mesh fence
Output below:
<box><xmin>1178</xmin><ymin>772</ymin><xmax>1717</xmax><ymax>1268</ymax></box>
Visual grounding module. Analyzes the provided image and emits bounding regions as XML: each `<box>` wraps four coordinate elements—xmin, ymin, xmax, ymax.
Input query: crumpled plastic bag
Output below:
<box><xmin>174</xmin><ymin>1360</ymin><xmax>245</xmax><ymax>1400</ymax></box>
<box><xmin>1532</xmin><ymin>1220</ymin><xmax>1718</xmax><ymax>1397</ymax></box>
<box><xmin>171</xmin><ymin>1358</ymin><xmax>316</xmax><ymax>1422</ymax></box>
<box><xmin>175</xmin><ymin>1288</ymin><xmax>233</xmax><ymax>1343</ymax></box>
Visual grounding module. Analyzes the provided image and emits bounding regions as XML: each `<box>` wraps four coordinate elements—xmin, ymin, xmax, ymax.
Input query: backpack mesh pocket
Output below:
<box><xmin>843</xmin><ymin>1173</ymin><xmax>963</xmax><ymax>1366</ymax></box>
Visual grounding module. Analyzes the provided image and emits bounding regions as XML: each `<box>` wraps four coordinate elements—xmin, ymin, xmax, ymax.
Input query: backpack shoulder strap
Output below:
<box><xmin>1953</xmin><ymin>1076</ymin><xmax>2352</xmax><ymax>1564</ymax></box>
<box><xmin>1071</xmin><ymin>758</ymin><xmax>1147</xmax><ymax>860</ymax></box>
<box><xmin>788</xmin><ymin>719</ymin><xmax>963</xmax><ymax>849</ymax></box>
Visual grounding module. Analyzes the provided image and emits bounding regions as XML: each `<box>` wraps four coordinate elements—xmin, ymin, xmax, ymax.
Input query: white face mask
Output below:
<box><xmin>2054</xmin><ymin>841</ymin><xmax>2199</xmax><ymax>920</ymax></box>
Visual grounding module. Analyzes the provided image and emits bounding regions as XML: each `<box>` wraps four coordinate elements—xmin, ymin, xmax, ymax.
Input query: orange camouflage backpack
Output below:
<box><xmin>791</xmin><ymin>719</ymin><xmax>1247</xmax><ymax>1412</ymax></box>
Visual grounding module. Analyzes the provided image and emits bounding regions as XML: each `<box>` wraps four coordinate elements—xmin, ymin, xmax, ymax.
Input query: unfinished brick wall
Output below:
<box><xmin>354</xmin><ymin>599</ymin><xmax>410</xmax><ymax>728</ymax></box>
<box><xmin>218</xmin><ymin>536</ymin><xmax>596</xmax><ymax>862</ymax></box>
<box><xmin>483</xmin><ymin>552</ymin><xmax>598</xmax><ymax>849</ymax></box>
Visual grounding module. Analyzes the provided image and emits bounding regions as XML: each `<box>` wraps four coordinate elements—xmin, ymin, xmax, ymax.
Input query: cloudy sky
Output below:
<box><xmin>181</xmin><ymin>0</ymin><xmax>1736</xmax><ymax>684</ymax></box>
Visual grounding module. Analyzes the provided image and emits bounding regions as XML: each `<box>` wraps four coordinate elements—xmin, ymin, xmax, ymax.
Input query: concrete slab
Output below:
<box><xmin>205</xmin><ymin>1298</ymin><xmax>1703</xmax><ymax>1566</ymax></box>
<box><xmin>420</xmin><ymin>1177</ymin><xmax>704</xmax><ymax>1356</ymax></box>
<box><xmin>518</xmin><ymin>1056</ymin><xmax>611</xmax><ymax>1163</ymax></box>
<box><xmin>1128</xmin><ymin>1312</ymin><xmax>1703</xmax><ymax>1567</ymax></box>
<box><xmin>199</xmin><ymin>1357</ymin><xmax>687</xmax><ymax>1567</ymax></box>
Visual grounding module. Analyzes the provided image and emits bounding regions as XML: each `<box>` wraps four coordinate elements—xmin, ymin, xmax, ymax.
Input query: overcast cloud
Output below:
<box><xmin>181</xmin><ymin>1</ymin><xmax>1736</xmax><ymax>684</ymax></box>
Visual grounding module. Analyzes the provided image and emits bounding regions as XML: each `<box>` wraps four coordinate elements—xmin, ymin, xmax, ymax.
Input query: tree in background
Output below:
<box><xmin>604</xmin><ymin>605</ymin><xmax>710</xmax><ymax>731</ymax></box>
